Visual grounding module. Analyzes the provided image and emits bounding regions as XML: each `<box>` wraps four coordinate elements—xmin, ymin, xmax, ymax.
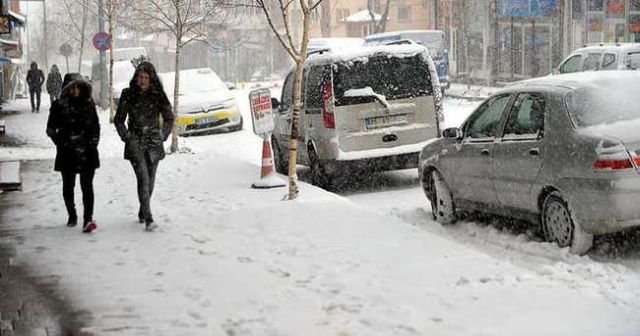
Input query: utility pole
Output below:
<box><xmin>42</xmin><ymin>0</ymin><xmax>48</xmax><ymax>70</ymax></box>
<box><xmin>97</xmin><ymin>0</ymin><xmax>107</xmax><ymax>108</ymax></box>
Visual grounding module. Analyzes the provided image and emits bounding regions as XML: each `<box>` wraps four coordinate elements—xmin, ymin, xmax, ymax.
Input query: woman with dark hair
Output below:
<box><xmin>46</xmin><ymin>73</ymin><xmax>100</xmax><ymax>233</ymax></box>
<box><xmin>114</xmin><ymin>62</ymin><xmax>174</xmax><ymax>231</ymax></box>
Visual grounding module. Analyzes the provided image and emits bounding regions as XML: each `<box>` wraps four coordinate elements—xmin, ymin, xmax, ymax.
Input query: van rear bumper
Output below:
<box><xmin>327</xmin><ymin>152</ymin><xmax>420</xmax><ymax>173</ymax></box>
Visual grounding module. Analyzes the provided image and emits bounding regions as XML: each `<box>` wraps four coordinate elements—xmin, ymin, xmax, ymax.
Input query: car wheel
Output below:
<box><xmin>309</xmin><ymin>148</ymin><xmax>334</xmax><ymax>190</ymax></box>
<box><xmin>430</xmin><ymin>170</ymin><xmax>456</xmax><ymax>224</ymax></box>
<box><xmin>542</xmin><ymin>191</ymin><xmax>593</xmax><ymax>255</ymax></box>
<box><xmin>272</xmin><ymin>138</ymin><xmax>288</xmax><ymax>175</ymax></box>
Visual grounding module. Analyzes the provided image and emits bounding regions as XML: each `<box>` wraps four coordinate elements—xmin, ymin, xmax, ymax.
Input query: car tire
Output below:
<box><xmin>430</xmin><ymin>170</ymin><xmax>456</xmax><ymax>224</ymax></box>
<box><xmin>309</xmin><ymin>148</ymin><xmax>334</xmax><ymax>190</ymax></box>
<box><xmin>272</xmin><ymin>138</ymin><xmax>288</xmax><ymax>175</ymax></box>
<box><xmin>542</xmin><ymin>191</ymin><xmax>593</xmax><ymax>255</ymax></box>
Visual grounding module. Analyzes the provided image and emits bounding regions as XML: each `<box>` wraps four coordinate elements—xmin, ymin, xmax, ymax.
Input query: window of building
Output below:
<box><xmin>336</xmin><ymin>8</ymin><xmax>350</xmax><ymax>21</ymax></box>
<box><xmin>398</xmin><ymin>6</ymin><xmax>411</xmax><ymax>20</ymax></box>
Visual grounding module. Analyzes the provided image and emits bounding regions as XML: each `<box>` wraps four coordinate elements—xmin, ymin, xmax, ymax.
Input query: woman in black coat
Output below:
<box><xmin>114</xmin><ymin>62</ymin><xmax>174</xmax><ymax>231</ymax></box>
<box><xmin>46</xmin><ymin>73</ymin><xmax>100</xmax><ymax>233</ymax></box>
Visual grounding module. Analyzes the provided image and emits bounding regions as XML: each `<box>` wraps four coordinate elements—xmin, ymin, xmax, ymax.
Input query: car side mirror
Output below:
<box><xmin>443</xmin><ymin>127</ymin><xmax>462</xmax><ymax>139</ymax></box>
<box><xmin>271</xmin><ymin>97</ymin><xmax>280</xmax><ymax>110</ymax></box>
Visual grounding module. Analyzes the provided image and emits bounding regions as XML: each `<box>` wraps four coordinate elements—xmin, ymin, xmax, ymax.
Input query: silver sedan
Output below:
<box><xmin>418</xmin><ymin>71</ymin><xmax>640</xmax><ymax>254</ymax></box>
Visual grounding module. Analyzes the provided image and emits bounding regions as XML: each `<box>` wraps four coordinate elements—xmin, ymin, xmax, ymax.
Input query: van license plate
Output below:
<box><xmin>365</xmin><ymin>115</ymin><xmax>407</xmax><ymax>130</ymax></box>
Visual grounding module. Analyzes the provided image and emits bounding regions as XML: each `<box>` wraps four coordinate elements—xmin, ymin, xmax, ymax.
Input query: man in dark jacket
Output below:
<box><xmin>46</xmin><ymin>64</ymin><xmax>63</xmax><ymax>104</ymax></box>
<box><xmin>26</xmin><ymin>61</ymin><xmax>45</xmax><ymax>112</ymax></box>
<box><xmin>46</xmin><ymin>73</ymin><xmax>100</xmax><ymax>233</ymax></box>
<box><xmin>114</xmin><ymin>62</ymin><xmax>174</xmax><ymax>231</ymax></box>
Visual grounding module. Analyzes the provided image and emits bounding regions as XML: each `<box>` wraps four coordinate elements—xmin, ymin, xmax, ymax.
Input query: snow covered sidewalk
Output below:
<box><xmin>1</xmin><ymin>93</ymin><xmax>640</xmax><ymax>335</ymax></box>
<box><xmin>2</xmin><ymin>152</ymin><xmax>640</xmax><ymax>335</ymax></box>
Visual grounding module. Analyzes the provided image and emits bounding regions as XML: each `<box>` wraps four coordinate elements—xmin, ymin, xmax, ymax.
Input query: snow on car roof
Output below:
<box><xmin>306</xmin><ymin>44</ymin><xmax>428</xmax><ymax>66</ymax></box>
<box><xmin>573</xmin><ymin>43</ymin><xmax>640</xmax><ymax>53</ymax></box>
<box><xmin>500</xmin><ymin>70</ymin><xmax>640</xmax><ymax>92</ymax></box>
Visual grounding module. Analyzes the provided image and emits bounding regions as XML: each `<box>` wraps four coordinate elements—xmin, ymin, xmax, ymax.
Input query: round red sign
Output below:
<box><xmin>93</xmin><ymin>32</ymin><xmax>111</xmax><ymax>51</ymax></box>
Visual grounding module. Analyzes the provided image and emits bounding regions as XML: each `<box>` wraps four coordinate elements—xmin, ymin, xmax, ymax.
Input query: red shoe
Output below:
<box><xmin>82</xmin><ymin>221</ymin><xmax>97</xmax><ymax>233</ymax></box>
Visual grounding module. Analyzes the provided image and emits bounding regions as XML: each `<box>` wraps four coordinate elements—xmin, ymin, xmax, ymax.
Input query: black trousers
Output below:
<box><xmin>29</xmin><ymin>88</ymin><xmax>41</xmax><ymax>111</ymax></box>
<box><xmin>131</xmin><ymin>155</ymin><xmax>159</xmax><ymax>220</ymax></box>
<box><xmin>61</xmin><ymin>170</ymin><xmax>95</xmax><ymax>223</ymax></box>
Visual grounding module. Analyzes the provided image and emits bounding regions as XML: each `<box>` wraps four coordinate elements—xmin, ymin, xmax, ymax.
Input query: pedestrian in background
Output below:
<box><xmin>46</xmin><ymin>64</ymin><xmax>63</xmax><ymax>104</ymax></box>
<box><xmin>26</xmin><ymin>61</ymin><xmax>45</xmax><ymax>112</ymax></box>
<box><xmin>46</xmin><ymin>73</ymin><xmax>100</xmax><ymax>233</ymax></box>
<box><xmin>114</xmin><ymin>62</ymin><xmax>174</xmax><ymax>231</ymax></box>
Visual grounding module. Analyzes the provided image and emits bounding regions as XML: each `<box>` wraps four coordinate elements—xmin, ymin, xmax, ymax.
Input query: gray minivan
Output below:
<box><xmin>271</xmin><ymin>45</ymin><xmax>443</xmax><ymax>188</ymax></box>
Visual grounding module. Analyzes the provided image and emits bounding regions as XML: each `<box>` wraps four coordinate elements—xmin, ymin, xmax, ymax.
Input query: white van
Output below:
<box><xmin>90</xmin><ymin>47</ymin><xmax>148</xmax><ymax>103</ymax></box>
<box><xmin>271</xmin><ymin>44</ymin><xmax>443</xmax><ymax>189</ymax></box>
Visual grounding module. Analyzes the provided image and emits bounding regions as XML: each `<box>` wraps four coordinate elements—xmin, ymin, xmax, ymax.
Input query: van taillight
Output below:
<box><xmin>322</xmin><ymin>81</ymin><xmax>335</xmax><ymax>129</ymax></box>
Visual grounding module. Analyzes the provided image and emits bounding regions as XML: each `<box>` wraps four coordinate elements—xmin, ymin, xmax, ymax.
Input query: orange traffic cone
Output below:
<box><xmin>251</xmin><ymin>137</ymin><xmax>286</xmax><ymax>189</ymax></box>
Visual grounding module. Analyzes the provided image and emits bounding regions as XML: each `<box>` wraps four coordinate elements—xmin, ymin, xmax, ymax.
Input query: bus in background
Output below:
<box><xmin>364</xmin><ymin>30</ymin><xmax>449</xmax><ymax>94</ymax></box>
<box><xmin>90</xmin><ymin>47</ymin><xmax>148</xmax><ymax>105</ymax></box>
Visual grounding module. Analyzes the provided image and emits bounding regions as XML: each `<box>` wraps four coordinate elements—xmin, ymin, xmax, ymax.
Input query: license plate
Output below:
<box><xmin>365</xmin><ymin>115</ymin><xmax>407</xmax><ymax>130</ymax></box>
<box><xmin>196</xmin><ymin>117</ymin><xmax>216</xmax><ymax>125</ymax></box>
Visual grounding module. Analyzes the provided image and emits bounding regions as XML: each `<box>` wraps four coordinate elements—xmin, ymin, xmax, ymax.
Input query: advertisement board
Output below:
<box><xmin>249</xmin><ymin>88</ymin><xmax>275</xmax><ymax>136</ymax></box>
<box><xmin>499</xmin><ymin>0</ymin><xmax>558</xmax><ymax>17</ymax></box>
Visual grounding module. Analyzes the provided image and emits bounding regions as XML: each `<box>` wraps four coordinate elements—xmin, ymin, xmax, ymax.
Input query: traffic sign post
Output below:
<box><xmin>59</xmin><ymin>43</ymin><xmax>73</xmax><ymax>73</ymax></box>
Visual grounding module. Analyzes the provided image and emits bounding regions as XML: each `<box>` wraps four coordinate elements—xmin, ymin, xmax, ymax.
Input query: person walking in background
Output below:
<box><xmin>46</xmin><ymin>73</ymin><xmax>100</xmax><ymax>233</ymax></box>
<box><xmin>114</xmin><ymin>62</ymin><xmax>174</xmax><ymax>232</ymax></box>
<box><xmin>46</xmin><ymin>64</ymin><xmax>63</xmax><ymax>104</ymax></box>
<box><xmin>26</xmin><ymin>61</ymin><xmax>45</xmax><ymax>112</ymax></box>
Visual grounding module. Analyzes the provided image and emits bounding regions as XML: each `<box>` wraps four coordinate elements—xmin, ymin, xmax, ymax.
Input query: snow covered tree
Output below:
<box><xmin>253</xmin><ymin>0</ymin><xmax>325</xmax><ymax>200</ymax></box>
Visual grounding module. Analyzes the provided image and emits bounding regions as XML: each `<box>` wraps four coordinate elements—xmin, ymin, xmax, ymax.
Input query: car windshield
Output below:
<box><xmin>566</xmin><ymin>81</ymin><xmax>640</xmax><ymax>127</ymax></box>
<box><xmin>333</xmin><ymin>54</ymin><xmax>433</xmax><ymax>106</ymax></box>
<box><xmin>161</xmin><ymin>70</ymin><xmax>227</xmax><ymax>95</ymax></box>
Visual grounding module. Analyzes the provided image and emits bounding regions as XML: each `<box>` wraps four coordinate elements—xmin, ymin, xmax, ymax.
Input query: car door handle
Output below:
<box><xmin>529</xmin><ymin>148</ymin><xmax>540</xmax><ymax>156</ymax></box>
<box><xmin>481</xmin><ymin>149</ymin><xmax>490</xmax><ymax>156</ymax></box>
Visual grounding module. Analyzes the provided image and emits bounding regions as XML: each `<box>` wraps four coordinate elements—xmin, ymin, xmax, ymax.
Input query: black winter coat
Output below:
<box><xmin>46</xmin><ymin>81</ymin><xmax>100</xmax><ymax>172</ymax></box>
<box><xmin>114</xmin><ymin>88</ymin><xmax>174</xmax><ymax>163</ymax></box>
<box><xmin>27</xmin><ymin>69</ymin><xmax>45</xmax><ymax>91</ymax></box>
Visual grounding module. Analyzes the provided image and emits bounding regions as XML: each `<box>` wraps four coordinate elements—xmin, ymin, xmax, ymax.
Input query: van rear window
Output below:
<box><xmin>333</xmin><ymin>54</ymin><xmax>433</xmax><ymax>107</ymax></box>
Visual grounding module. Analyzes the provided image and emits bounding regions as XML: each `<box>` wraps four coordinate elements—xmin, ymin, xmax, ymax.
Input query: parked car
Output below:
<box><xmin>91</xmin><ymin>47</ymin><xmax>148</xmax><ymax>104</ymax></box>
<box><xmin>271</xmin><ymin>44</ymin><xmax>443</xmax><ymax>188</ymax></box>
<box><xmin>418</xmin><ymin>71</ymin><xmax>640</xmax><ymax>255</ymax></box>
<box><xmin>556</xmin><ymin>43</ymin><xmax>640</xmax><ymax>74</ymax></box>
<box><xmin>159</xmin><ymin>68</ymin><xmax>242</xmax><ymax>135</ymax></box>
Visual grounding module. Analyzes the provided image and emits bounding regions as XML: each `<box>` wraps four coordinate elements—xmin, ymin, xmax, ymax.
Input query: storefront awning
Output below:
<box><xmin>8</xmin><ymin>10</ymin><xmax>26</xmax><ymax>26</ymax></box>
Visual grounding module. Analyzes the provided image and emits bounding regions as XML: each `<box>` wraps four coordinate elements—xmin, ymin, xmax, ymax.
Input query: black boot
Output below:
<box><xmin>145</xmin><ymin>217</ymin><xmax>157</xmax><ymax>232</ymax></box>
<box><xmin>66</xmin><ymin>213</ymin><xmax>78</xmax><ymax>227</ymax></box>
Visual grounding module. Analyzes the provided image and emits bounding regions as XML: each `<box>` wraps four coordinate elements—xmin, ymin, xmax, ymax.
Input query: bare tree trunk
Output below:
<box><xmin>378</xmin><ymin>0</ymin><xmax>391</xmax><ymax>33</ymax></box>
<box><xmin>78</xmin><ymin>0</ymin><xmax>88</xmax><ymax>72</ymax></box>
<box><xmin>320</xmin><ymin>0</ymin><xmax>331</xmax><ymax>37</ymax></box>
<box><xmin>287</xmin><ymin>0</ymin><xmax>313</xmax><ymax>200</ymax></box>
<box><xmin>170</xmin><ymin>37</ymin><xmax>181</xmax><ymax>153</ymax></box>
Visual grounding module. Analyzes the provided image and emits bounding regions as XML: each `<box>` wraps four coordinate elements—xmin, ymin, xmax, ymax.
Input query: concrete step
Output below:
<box><xmin>0</xmin><ymin>161</ymin><xmax>20</xmax><ymax>192</ymax></box>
